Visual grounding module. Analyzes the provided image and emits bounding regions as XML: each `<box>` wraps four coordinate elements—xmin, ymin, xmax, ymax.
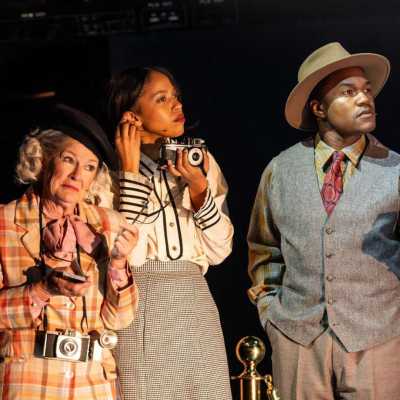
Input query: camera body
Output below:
<box><xmin>42</xmin><ymin>330</ymin><xmax>90</xmax><ymax>362</ymax></box>
<box><xmin>159</xmin><ymin>137</ymin><xmax>206</xmax><ymax>168</ymax></box>
<box><xmin>36</xmin><ymin>329</ymin><xmax>119</xmax><ymax>362</ymax></box>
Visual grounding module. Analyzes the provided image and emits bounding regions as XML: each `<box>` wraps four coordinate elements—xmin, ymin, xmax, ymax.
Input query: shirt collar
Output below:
<box><xmin>315</xmin><ymin>133</ymin><xmax>366</xmax><ymax>169</ymax></box>
<box><xmin>139</xmin><ymin>152</ymin><xmax>158</xmax><ymax>179</ymax></box>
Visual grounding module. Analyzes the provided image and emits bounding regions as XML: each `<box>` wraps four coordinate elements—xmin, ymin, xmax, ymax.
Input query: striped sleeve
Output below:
<box><xmin>119</xmin><ymin>171</ymin><xmax>153</xmax><ymax>223</ymax></box>
<box><xmin>188</xmin><ymin>152</ymin><xmax>234</xmax><ymax>265</ymax></box>
<box><xmin>193</xmin><ymin>188</ymin><xmax>221</xmax><ymax>231</ymax></box>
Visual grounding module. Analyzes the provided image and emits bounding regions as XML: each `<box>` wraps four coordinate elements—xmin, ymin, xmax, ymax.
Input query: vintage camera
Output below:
<box><xmin>159</xmin><ymin>137</ymin><xmax>207</xmax><ymax>168</ymax></box>
<box><xmin>36</xmin><ymin>329</ymin><xmax>118</xmax><ymax>362</ymax></box>
<box><xmin>41</xmin><ymin>330</ymin><xmax>91</xmax><ymax>362</ymax></box>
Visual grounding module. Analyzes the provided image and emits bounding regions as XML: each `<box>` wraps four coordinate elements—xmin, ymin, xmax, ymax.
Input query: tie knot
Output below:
<box><xmin>333</xmin><ymin>151</ymin><xmax>346</xmax><ymax>162</ymax></box>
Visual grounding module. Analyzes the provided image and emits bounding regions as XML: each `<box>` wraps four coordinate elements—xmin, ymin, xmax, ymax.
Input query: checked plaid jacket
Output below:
<box><xmin>0</xmin><ymin>188</ymin><xmax>138</xmax><ymax>400</ymax></box>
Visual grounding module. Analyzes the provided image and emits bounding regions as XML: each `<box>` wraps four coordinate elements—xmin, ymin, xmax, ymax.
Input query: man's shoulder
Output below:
<box><xmin>258</xmin><ymin>138</ymin><xmax>313</xmax><ymax>184</ymax></box>
<box><xmin>365</xmin><ymin>134</ymin><xmax>400</xmax><ymax>166</ymax></box>
<box><xmin>273</xmin><ymin>137</ymin><xmax>314</xmax><ymax>164</ymax></box>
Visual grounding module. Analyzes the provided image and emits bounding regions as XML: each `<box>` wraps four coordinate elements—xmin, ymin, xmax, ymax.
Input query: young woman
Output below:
<box><xmin>108</xmin><ymin>67</ymin><xmax>234</xmax><ymax>400</ymax></box>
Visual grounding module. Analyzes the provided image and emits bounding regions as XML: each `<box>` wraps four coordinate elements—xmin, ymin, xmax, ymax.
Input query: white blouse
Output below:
<box><xmin>101</xmin><ymin>152</ymin><xmax>234</xmax><ymax>274</ymax></box>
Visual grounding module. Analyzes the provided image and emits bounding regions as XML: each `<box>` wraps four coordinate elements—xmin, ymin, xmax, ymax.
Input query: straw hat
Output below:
<box><xmin>284</xmin><ymin>42</ymin><xmax>390</xmax><ymax>131</ymax></box>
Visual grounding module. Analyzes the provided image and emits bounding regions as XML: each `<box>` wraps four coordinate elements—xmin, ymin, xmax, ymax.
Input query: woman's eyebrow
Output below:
<box><xmin>61</xmin><ymin>150</ymin><xmax>98</xmax><ymax>164</ymax></box>
<box><xmin>150</xmin><ymin>90</ymin><xmax>168</xmax><ymax>98</ymax></box>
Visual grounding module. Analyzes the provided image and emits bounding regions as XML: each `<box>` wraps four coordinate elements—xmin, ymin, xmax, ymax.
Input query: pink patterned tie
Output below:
<box><xmin>321</xmin><ymin>151</ymin><xmax>346</xmax><ymax>216</ymax></box>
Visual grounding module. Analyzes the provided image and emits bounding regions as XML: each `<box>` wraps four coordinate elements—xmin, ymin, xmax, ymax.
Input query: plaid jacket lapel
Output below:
<box><xmin>14</xmin><ymin>188</ymin><xmax>114</xmax><ymax>263</ymax></box>
<box><xmin>79</xmin><ymin>200</ymin><xmax>111</xmax><ymax>253</ymax></box>
<box><xmin>14</xmin><ymin>188</ymin><xmax>41</xmax><ymax>261</ymax></box>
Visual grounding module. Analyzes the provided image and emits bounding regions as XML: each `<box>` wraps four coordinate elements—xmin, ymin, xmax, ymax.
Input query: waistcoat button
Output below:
<box><xmin>326</xmin><ymin>275</ymin><xmax>334</xmax><ymax>281</ymax></box>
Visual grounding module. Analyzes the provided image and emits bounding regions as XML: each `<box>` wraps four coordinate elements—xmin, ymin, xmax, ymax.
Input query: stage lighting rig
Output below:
<box><xmin>138</xmin><ymin>1</ymin><xmax>188</xmax><ymax>31</ymax></box>
<box><xmin>0</xmin><ymin>0</ymin><xmax>239</xmax><ymax>41</ymax></box>
<box><xmin>0</xmin><ymin>0</ymin><xmax>137</xmax><ymax>41</ymax></box>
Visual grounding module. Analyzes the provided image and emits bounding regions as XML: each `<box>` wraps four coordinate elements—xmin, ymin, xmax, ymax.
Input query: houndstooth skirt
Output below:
<box><xmin>114</xmin><ymin>260</ymin><xmax>232</xmax><ymax>400</ymax></box>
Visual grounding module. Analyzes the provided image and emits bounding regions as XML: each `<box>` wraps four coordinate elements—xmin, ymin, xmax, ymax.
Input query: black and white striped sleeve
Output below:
<box><xmin>192</xmin><ymin>153</ymin><xmax>234</xmax><ymax>265</ymax></box>
<box><xmin>119</xmin><ymin>172</ymin><xmax>152</xmax><ymax>223</ymax></box>
<box><xmin>193</xmin><ymin>189</ymin><xmax>221</xmax><ymax>231</ymax></box>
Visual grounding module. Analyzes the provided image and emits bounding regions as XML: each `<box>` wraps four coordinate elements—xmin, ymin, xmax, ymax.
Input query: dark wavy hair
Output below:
<box><xmin>107</xmin><ymin>66</ymin><xmax>180</xmax><ymax>130</ymax></box>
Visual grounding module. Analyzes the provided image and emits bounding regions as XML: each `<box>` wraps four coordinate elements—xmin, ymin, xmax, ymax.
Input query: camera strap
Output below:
<box><xmin>38</xmin><ymin>200</ymin><xmax>89</xmax><ymax>331</ymax></box>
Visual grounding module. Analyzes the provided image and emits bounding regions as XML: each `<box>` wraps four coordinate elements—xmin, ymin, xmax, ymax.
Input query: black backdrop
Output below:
<box><xmin>1</xmin><ymin>2</ymin><xmax>400</xmax><ymax>397</ymax></box>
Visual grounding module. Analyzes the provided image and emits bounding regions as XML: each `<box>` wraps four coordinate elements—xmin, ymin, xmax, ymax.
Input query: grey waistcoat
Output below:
<box><xmin>267</xmin><ymin>138</ymin><xmax>400</xmax><ymax>352</ymax></box>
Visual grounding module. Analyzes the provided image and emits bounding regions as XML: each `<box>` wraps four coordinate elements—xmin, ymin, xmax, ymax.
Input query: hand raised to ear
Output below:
<box><xmin>115</xmin><ymin>112</ymin><xmax>142</xmax><ymax>173</ymax></box>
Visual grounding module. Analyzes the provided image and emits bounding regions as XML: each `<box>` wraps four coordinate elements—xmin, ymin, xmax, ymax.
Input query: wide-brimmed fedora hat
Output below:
<box><xmin>285</xmin><ymin>42</ymin><xmax>390</xmax><ymax>131</ymax></box>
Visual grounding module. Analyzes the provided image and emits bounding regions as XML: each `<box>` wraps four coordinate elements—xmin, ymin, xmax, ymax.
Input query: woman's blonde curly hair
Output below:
<box><xmin>16</xmin><ymin>129</ymin><xmax>112</xmax><ymax>205</ymax></box>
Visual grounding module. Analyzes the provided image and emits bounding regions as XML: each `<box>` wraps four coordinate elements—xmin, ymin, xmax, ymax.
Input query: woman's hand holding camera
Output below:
<box><xmin>115</xmin><ymin>112</ymin><xmax>142</xmax><ymax>173</ymax></box>
<box><xmin>167</xmin><ymin>148</ymin><xmax>210</xmax><ymax>212</ymax></box>
<box><xmin>110</xmin><ymin>222</ymin><xmax>139</xmax><ymax>270</ymax></box>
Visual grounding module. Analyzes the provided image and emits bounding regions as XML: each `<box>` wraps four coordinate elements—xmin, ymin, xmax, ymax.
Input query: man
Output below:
<box><xmin>248</xmin><ymin>42</ymin><xmax>400</xmax><ymax>399</ymax></box>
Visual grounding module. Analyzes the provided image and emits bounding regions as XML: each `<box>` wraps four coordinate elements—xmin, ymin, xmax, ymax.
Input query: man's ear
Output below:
<box><xmin>309</xmin><ymin>99</ymin><xmax>326</xmax><ymax>120</ymax></box>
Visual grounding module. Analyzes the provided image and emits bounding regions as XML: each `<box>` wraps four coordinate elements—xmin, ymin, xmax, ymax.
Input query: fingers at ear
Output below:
<box><xmin>121</xmin><ymin>111</ymin><xmax>143</xmax><ymax>129</ymax></box>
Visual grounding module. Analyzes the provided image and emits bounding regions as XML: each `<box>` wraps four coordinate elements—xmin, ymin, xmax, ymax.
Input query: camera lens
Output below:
<box><xmin>59</xmin><ymin>338</ymin><xmax>79</xmax><ymax>357</ymax></box>
<box><xmin>188</xmin><ymin>148</ymin><xmax>203</xmax><ymax>166</ymax></box>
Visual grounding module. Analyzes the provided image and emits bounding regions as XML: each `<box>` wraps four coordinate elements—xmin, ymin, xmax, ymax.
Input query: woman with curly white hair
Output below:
<box><xmin>0</xmin><ymin>104</ymin><xmax>139</xmax><ymax>400</ymax></box>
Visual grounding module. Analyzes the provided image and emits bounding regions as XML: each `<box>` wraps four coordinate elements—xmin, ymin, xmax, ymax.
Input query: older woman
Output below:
<box><xmin>0</xmin><ymin>104</ymin><xmax>139</xmax><ymax>400</ymax></box>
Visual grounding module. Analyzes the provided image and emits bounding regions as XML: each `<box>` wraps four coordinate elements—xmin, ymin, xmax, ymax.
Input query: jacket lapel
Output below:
<box><xmin>79</xmin><ymin>201</ymin><xmax>109</xmax><ymax>251</ymax></box>
<box><xmin>15</xmin><ymin>189</ymin><xmax>109</xmax><ymax>262</ymax></box>
<box><xmin>14</xmin><ymin>189</ymin><xmax>41</xmax><ymax>261</ymax></box>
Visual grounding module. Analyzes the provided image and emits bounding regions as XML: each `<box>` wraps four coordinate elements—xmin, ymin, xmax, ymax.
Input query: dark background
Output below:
<box><xmin>1</xmin><ymin>1</ymin><xmax>400</xmax><ymax>397</ymax></box>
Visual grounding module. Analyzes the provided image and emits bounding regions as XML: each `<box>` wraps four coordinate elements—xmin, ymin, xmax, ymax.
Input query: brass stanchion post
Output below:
<box><xmin>231</xmin><ymin>336</ymin><xmax>281</xmax><ymax>400</ymax></box>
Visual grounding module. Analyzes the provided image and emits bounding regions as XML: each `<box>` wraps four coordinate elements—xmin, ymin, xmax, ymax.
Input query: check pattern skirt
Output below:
<box><xmin>114</xmin><ymin>260</ymin><xmax>232</xmax><ymax>400</ymax></box>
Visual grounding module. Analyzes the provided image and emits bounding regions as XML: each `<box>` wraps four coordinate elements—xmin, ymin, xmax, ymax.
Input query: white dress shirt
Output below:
<box><xmin>103</xmin><ymin>152</ymin><xmax>233</xmax><ymax>274</ymax></box>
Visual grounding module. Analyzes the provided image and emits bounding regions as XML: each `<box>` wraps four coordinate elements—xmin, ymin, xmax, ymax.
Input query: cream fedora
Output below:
<box><xmin>285</xmin><ymin>42</ymin><xmax>390</xmax><ymax>131</ymax></box>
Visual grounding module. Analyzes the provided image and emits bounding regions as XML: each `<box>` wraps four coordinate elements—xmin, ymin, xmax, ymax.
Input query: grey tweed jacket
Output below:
<box><xmin>248</xmin><ymin>137</ymin><xmax>400</xmax><ymax>352</ymax></box>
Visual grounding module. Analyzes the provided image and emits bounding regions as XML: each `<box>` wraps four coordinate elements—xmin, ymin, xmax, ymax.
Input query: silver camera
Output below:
<box><xmin>42</xmin><ymin>330</ymin><xmax>91</xmax><ymax>362</ymax></box>
<box><xmin>36</xmin><ymin>329</ymin><xmax>118</xmax><ymax>362</ymax></box>
<box><xmin>159</xmin><ymin>137</ymin><xmax>206</xmax><ymax>168</ymax></box>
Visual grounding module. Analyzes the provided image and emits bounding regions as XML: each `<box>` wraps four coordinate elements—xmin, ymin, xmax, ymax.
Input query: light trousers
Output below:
<box><xmin>266</xmin><ymin>322</ymin><xmax>400</xmax><ymax>400</ymax></box>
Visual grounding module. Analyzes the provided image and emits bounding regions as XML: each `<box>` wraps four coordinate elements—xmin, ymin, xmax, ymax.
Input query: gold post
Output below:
<box><xmin>231</xmin><ymin>336</ymin><xmax>281</xmax><ymax>400</ymax></box>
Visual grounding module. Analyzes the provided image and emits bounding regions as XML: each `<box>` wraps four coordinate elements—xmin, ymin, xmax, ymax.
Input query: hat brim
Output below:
<box><xmin>284</xmin><ymin>53</ymin><xmax>390</xmax><ymax>131</ymax></box>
